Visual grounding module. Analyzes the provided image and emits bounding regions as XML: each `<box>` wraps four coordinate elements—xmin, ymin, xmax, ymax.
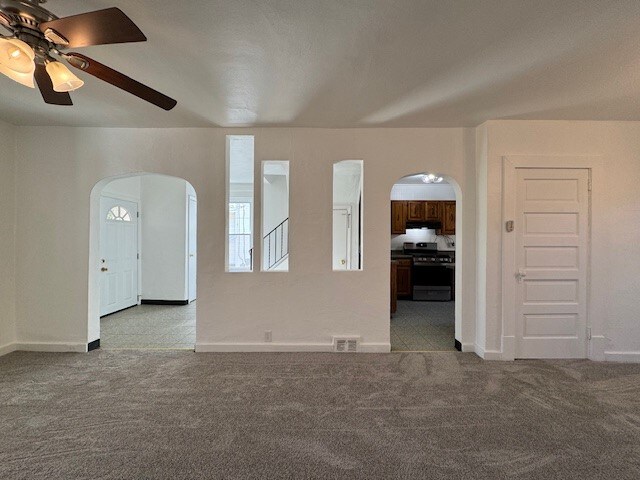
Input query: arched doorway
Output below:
<box><xmin>390</xmin><ymin>173</ymin><xmax>462</xmax><ymax>351</ymax></box>
<box><xmin>88</xmin><ymin>174</ymin><xmax>197</xmax><ymax>350</ymax></box>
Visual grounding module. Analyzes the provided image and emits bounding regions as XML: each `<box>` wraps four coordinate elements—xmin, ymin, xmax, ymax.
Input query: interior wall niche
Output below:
<box><xmin>226</xmin><ymin>135</ymin><xmax>255</xmax><ymax>272</ymax></box>
<box><xmin>262</xmin><ymin>161</ymin><xmax>290</xmax><ymax>272</ymax></box>
<box><xmin>333</xmin><ymin>160</ymin><xmax>363</xmax><ymax>271</ymax></box>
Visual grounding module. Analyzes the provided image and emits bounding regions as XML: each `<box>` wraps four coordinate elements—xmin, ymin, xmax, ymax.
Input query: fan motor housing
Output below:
<box><xmin>0</xmin><ymin>0</ymin><xmax>57</xmax><ymax>32</ymax></box>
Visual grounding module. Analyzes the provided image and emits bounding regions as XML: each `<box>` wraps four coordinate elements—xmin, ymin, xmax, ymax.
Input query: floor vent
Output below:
<box><xmin>333</xmin><ymin>336</ymin><xmax>360</xmax><ymax>353</ymax></box>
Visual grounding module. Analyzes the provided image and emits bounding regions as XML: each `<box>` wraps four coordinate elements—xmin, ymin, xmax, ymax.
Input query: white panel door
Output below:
<box><xmin>188</xmin><ymin>195</ymin><xmax>197</xmax><ymax>302</ymax></box>
<box><xmin>514</xmin><ymin>168</ymin><xmax>589</xmax><ymax>358</ymax></box>
<box><xmin>332</xmin><ymin>208</ymin><xmax>350</xmax><ymax>270</ymax></box>
<box><xmin>100</xmin><ymin>196</ymin><xmax>138</xmax><ymax>316</ymax></box>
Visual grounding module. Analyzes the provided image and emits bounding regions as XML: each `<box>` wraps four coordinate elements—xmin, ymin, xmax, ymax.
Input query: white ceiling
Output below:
<box><xmin>2</xmin><ymin>0</ymin><xmax>640</xmax><ymax>127</ymax></box>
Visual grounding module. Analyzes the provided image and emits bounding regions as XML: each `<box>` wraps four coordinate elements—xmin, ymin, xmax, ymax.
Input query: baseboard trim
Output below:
<box><xmin>0</xmin><ymin>343</ymin><xmax>17</xmax><ymax>357</ymax></box>
<box><xmin>603</xmin><ymin>351</ymin><xmax>640</xmax><ymax>363</ymax></box>
<box><xmin>196</xmin><ymin>342</ymin><xmax>390</xmax><ymax>353</ymax></box>
<box><xmin>141</xmin><ymin>300</ymin><xmax>189</xmax><ymax>306</ymax></box>
<box><xmin>474</xmin><ymin>343</ymin><xmax>503</xmax><ymax>361</ymax></box>
<box><xmin>460</xmin><ymin>342</ymin><xmax>475</xmax><ymax>353</ymax></box>
<box><xmin>589</xmin><ymin>335</ymin><xmax>606</xmax><ymax>361</ymax></box>
<box><xmin>12</xmin><ymin>342</ymin><xmax>88</xmax><ymax>353</ymax></box>
<box><xmin>87</xmin><ymin>339</ymin><xmax>100</xmax><ymax>351</ymax></box>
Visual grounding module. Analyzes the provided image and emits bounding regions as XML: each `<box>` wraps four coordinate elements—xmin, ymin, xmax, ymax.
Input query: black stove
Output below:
<box><xmin>403</xmin><ymin>242</ymin><xmax>454</xmax><ymax>266</ymax></box>
<box><xmin>402</xmin><ymin>242</ymin><xmax>454</xmax><ymax>301</ymax></box>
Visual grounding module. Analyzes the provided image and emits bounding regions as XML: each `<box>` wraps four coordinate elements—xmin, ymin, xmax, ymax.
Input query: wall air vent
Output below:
<box><xmin>333</xmin><ymin>336</ymin><xmax>360</xmax><ymax>353</ymax></box>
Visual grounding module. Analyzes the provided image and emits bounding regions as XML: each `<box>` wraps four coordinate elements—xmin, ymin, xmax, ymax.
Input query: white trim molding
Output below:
<box><xmin>196</xmin><ymin>342</ymin><xmax>390</xmax><ymax>353</ymax></box>
<box><xmin>12</xmin><ymin>342</ymin><xmax>88</xmax><ymax>353</ymax></box>
<box><xmin>603</xmin><ymin>351</ymin><xmax>640</xmax><ymax>363</ymax></box>
<box><xmin>474</xmin><ymin>344</ymin><xmax>503</xmax><ymax>361</ymax></box>
<box><xmin>460</xmin><ymin>343</ymin><xmax>475</xmax><ymax>353</ymax></box>
<box><xmin>0</xmin><ymin>343</ymin><xmax>17</xmax><ymax>357</ymax></box>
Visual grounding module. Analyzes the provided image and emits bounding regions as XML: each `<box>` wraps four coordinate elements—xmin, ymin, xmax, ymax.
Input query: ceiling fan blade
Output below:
<box><xmin>34</xmin><ymin>63</ymin><xmax>73</xmax><ymax>106</ymax></box>
<box><xmin>65</xmin><ymin>53</ymin><xmax>177</xmax><ymax>111</ymax></box>
<box><xmin>39</xmin><ymin>8</ymin><xmax>147</xmax><ymax>48</ymax></box>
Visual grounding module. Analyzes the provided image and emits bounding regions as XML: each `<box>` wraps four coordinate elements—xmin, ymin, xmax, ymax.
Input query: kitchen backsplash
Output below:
<box><xmin>391</xmin><ymin>229</ymin><xmax>455</xmax><ymax>251</ymax></box>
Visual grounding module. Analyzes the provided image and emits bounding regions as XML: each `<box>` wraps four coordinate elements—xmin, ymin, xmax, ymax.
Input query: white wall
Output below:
<box><xmin>140</xmin><ymin>175</ymin><xmax>190</xmax><ymax>301</ymax></box>
<box><xmin>0</xmin><ymin>120</ymin><xmax>16</xmax><ymax>353</ymax></box>
<box><xmin>11</xmin><ymin>122</ymin><xmax>636</xmax><ymax>360</ymax></box>
<box><xmin>477</xmin><ymin>120</ymin><xmax>640</xmax><ymax>361</ymax></box>
<box><xmin>102</xmin><ymin>176</ymin><xmax>141</xmax><ymax>200</ymax></box>
<box><xmin>12</xmin><ymin>127</ymin><xmax>477</xmax><ymax>352</ymax></box>
<box><xmin>263</xmin><ymin>172</ymin><xmax>289</xmax><ymax>234</ymax></box>
<box><xmin>390</xmin><ymin>183</ymin><xmax>456</xmax><ymax>201</ymax></box>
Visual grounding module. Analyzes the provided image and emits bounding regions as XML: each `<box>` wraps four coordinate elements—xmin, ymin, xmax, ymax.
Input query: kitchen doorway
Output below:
<box><xmin>390</xmin><ymin>173</ymin><xmax>458</xmax><ymax>352</ymax></box>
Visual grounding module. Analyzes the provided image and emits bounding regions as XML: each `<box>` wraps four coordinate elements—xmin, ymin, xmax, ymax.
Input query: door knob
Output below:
<box><xmin>341</xmin><ymin>259</ymin><xmax>346</xmax><ymax>265</ymax></box>
<box><xmin>101</xmin><ymin>267</ymin><xmax>108</xmax><ymax>272</ymax></box>
<box><xmin>515</xmin><ymin>268</ymin><xmax>526</xmax><ymax>282</ymax></box>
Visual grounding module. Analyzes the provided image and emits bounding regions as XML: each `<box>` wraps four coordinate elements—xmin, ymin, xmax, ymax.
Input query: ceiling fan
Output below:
<box><xmin>0</xmin><ymin>0</ymin><xmax>176</xmax><ymax>110</ymax></box>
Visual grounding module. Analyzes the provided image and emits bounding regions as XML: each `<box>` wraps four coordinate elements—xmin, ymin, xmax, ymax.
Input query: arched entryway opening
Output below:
<box><xmin>390</xmin><ymin>173</ymin><xmax>463</xmax><ymax>352</ymax></box>
<box><xmin>88</xmin><ymin>173</ymin><xmax>197</xmax><ymax>350</ymax></box>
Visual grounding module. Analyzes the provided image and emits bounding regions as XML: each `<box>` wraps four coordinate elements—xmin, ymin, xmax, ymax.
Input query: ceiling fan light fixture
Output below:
<box><xmin>46</xmin><ymin>60</ymin><xmax>84</xmax><ymax>92</ymax></box>
<box><xmin>422</xmin><ymin>173</ymin><xmax>444</xmax><ymax>184</ymax></box>
<box><xmin>0</xmin><ymin>37</ymin><xmax>35</xmax><ymax>74</ymax></box>
<box><xmin>0</xmin><ymin>61</ymin><xmax>34</xmax><ymax>87</ymax></box>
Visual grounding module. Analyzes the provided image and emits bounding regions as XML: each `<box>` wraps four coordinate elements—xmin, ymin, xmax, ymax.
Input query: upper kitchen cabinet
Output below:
<box><xmin>424</xmin><ymin>202</ymin><xmax>441</xmax><ymax>221</ymax></box>
<box><xmin>406</xmin><ymin>201</ymin><xmax>425</xmax><ymax>221</ymax></box>
<box><xmin>391</xmin><ymin>201</ymin><xmax>407</xmax><ymax>234</ymax></box>
<box><xmin>442</xmin><ymin>201</ymin><xmax>456</xmax><ymax>235</ymax></box>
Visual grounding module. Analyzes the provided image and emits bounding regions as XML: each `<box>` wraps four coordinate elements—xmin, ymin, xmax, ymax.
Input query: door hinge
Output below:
<box><xmin>137</xmin><ymin>253</ymin><xmax>140</xmax><ymax>260</ymax></box>
<box><xmin>137</xmin><ymin>211</ymin><xmax>140</xmax><ymax>218</ymax></box>
<box><xmin>588</xmin><ymin>178</ymin><xmax>592</xmax><ymax>192</ymax></box>
<box><xmin>587</xmin><ymin>327</ymin><xmax>592</xmax><ymax>340</ymax></box>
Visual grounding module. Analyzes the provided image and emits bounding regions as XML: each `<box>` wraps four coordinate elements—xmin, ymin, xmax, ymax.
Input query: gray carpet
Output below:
<box><xmin>1</xmin><ymin>351</ymin><xmax>640</xmax><ymax>479</ymax></box>
<box><xmin>391</xmin><ymin>300</ymin><xmax>455</xmax><ymax>352</ymax></box>
<box><xmin>101</xmin><ymin>303</ymin><xmax>196</xmax><ymax>349</ymax></box>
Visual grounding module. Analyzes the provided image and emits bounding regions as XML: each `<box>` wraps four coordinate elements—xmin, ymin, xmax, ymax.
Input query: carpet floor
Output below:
<box><xmin>1</xmin><ymin>351</ymin><xmax>639</xmax><ymax>479</ymax></box>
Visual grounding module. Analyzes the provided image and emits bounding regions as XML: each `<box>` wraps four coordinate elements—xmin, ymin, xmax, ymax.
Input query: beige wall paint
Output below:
<box><xmin>13</xmin><ymin>127</ymin><xmax>477</xmax><ymax>352</ymax></box>
<box><xmin>477</xmin><ymin>120</ymin><xmax>640</xmax><ymax>361</ymax></box>
<box><xmin>0</xmin><ymin>120</ymin><xmax>16</xmax><ymax>352</ymax></box>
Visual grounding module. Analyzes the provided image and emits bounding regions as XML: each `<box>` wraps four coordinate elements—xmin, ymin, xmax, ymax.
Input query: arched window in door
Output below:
<box><xmin>106</xmin><ymin>205</ymin><xmax>132</xmax><ymax>222</ymax></box>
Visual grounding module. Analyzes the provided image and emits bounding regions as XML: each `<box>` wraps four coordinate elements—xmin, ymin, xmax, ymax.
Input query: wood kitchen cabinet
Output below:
<box><xmin>424</xmin><ymin>201</ymin><xmax>441</xmax><ymax>221</ymax></box>
<box><xmin>406</xmin><ymin>201</ymin><xmax>425</xmax><ymax>221</ymax></box>
<box><xmin>390</xmin><ymin>261</ymin><xmax>398</xmax><ymax>315</ymax></box>
<box><xmin>391</xmin><ymin>201</ymin><xmax>407</xmax><ymax>234</ymax></box>
<box><xmin>442</xmin><ymin>201</ymin><xmax>456</xmax><ymax>235</ymax></box>
<box><xmin>395</xmin><ymin>258</ymin><xmax>412</xmax><ymax>298</ymax></box>
<box><xmin>390</xmin><ymin>200</ymin><xmax>456</xmax><ymax>236</ymax></box>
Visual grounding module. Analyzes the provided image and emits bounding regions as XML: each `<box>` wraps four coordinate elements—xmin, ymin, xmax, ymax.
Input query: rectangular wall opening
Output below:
<box><xmin>333</xmin><ymin>160</ymin><xmax>363</xmax><ymax>271</ymax></box>
<box><xmin>226</xmin><ymin>135</ymin><xmax>255</xmax><ymax>272</ymax></box>
<box><xmin>262</xmin><ymin>161</ymin><xmax>290</xmax><ymax>272</ymax></box>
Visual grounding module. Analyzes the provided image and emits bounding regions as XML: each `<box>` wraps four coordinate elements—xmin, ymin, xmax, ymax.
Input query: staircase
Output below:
<box><xmin>263</xmin><ymin>218</ymin><xmax>289</xmax><ymax>270</ymax></box>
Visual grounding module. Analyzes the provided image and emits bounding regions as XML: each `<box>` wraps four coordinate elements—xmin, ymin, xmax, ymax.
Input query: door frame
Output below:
<box><xmin>501</xmin><ymin>155</ymin><xmax>603</xmax><ymax>360</ymax></box>
<box><xmin>333</xmin><ymin>204</ymin><xmax>352</xmax><ymax>269</ymax></box>
<box><xmin>188</xmin><ymin>194</ymin><xmax>197</xmax><ymax>302</ymax></box>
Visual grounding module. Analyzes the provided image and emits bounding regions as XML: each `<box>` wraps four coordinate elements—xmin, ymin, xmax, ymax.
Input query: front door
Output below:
<box><xmin>100</xmin><ymin>196</ymin><xmax>139</xmax><ymax>316</ymax></box>
<box><xmin>513</xmin><ymin>168</ymin><xmax>589</xmax><ymax>358</ymax></box>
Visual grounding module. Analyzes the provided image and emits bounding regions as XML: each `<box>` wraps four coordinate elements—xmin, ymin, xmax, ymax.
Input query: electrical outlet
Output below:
<box><xmin>264</xmin><ymin>330</ymin><xmax>272</xmax><ymax>343</ymax></box>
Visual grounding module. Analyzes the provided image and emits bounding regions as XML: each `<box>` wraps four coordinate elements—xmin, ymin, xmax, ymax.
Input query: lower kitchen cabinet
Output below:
<box><xmin>395</xmin><ymin>259</ymin><xmax>412</xmax><ymax>298</ymax></box>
